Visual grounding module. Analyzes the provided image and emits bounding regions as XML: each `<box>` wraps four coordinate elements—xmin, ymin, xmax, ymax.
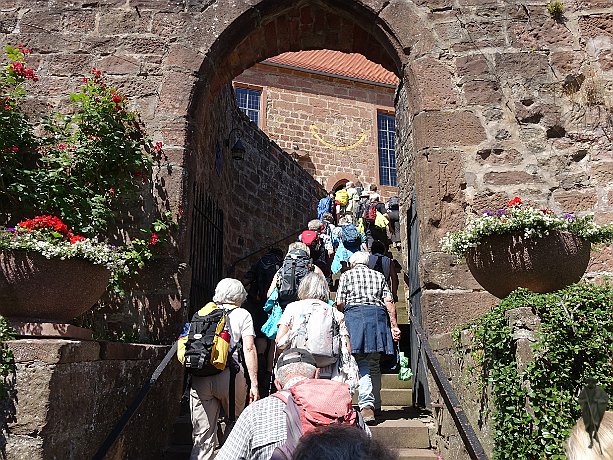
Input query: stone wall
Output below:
<box><xmin>233</xmin><ymin>63</ymin><xmax>397</xmax><ymax>196</ymax></box>
<box><xmin>193</xmin><ymin>86</ymin><xmax>327</xmax><ymax>278</ymax></box>
<box><xmin>4</xmin><ymin>339</ymin><xmax>183</xmax><ymax>459</ymax></box>
<box><xmin>1</xmin><ymin>0</ymin><xmax>612</xmax><ymax>339</ymax></box>
<box><xmin>427</xmin><ymin>307</ymin><xmax>541</xmax><ymax>459</ymax></box>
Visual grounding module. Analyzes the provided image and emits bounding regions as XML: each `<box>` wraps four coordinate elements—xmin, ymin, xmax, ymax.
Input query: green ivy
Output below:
<box><xmin>0</xmin><ymin>316</ymin><xmax>15</xmax><ymax>402</ymax></box>
<box><xmin>471</xmin><ymin>283</ymin><xmax>613</xmax><ymax>458</ymax></box>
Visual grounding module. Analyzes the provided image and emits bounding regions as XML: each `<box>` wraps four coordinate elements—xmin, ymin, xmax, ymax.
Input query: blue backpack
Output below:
<box><xmin>340</xmin><ymin>224</ymin><xmax>361</xmax><ymax>246</ymax></box>
<box><xmin>317</xmin><ymin>197</ymin><xmax>333</xmax><ymax>220</ymax></box>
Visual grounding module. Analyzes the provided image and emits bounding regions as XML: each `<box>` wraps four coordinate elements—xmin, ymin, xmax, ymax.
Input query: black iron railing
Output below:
<box><xmin>227</xmin><ymin>229</ymin><xmax>302</xmax><ymax>276</ymax></box>
<box><xmin>409</xmin><ymin>310</ymin><xmax>489</xmax><ymax>460</ymax></box>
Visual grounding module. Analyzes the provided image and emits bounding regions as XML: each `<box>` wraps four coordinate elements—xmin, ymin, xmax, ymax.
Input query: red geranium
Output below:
<box><xmin>149</xmin><ymin>233</ymin><xmax>159</xmax><ymax>246</ymax></box>
<box><xmin>69</xmin><ymin>235</ymin><xmax>87</xmax><ymax>244</ymax></box>
<box><xmin>18</xmin><ymin>215</ymin><xmax>70</xmax><ymax>236</ymax></box>
<box><xmin>507</xmin><ymin>197</ymin><xmax>522</xmax><ymax>207</ymax></box>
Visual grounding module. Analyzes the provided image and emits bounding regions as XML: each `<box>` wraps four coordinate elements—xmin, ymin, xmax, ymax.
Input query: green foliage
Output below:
<box><xmin>0</xmin><ymin>46</ymin><xmax>165</xmax><ymax>236</ymax></box>
<box><xmin>0</xmin><ymin>316</ymin><xmax>15</xmax><ymax>401</ymax></box>
<box><xmin>547</xmin><ymin>1</ymin><xmax>565</xmax><ymax>21</ymax></box>
<box><xmin>471</xmin><ymin>283</ymin><xmax>613</xmax><ymax>458</ymax></box>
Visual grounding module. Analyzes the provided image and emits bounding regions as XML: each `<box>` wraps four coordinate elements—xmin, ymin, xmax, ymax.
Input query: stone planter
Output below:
<box><xmin>0</xmin><ymin>250</ymin><xmax>110</xmax><ymax>323</ymax></box>
<box><xmin>465</xmin><ymin>231</ymin><xmax>591</xmax><ymax>298</ymax></box>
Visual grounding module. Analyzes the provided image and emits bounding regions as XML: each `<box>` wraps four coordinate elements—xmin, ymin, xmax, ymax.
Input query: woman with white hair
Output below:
<box><xmin>335</xmin><ymin>251</ymin><xmax>400</xmax><ymax>425</ymax></box>
<box><xmin>275</xmin><ymin>272</ymin><xmax>350</xmax><ymax>373</ymax></box>
<box><xmin>188</xmin><ymin>278</ymin><xmax>259</xmax><ymax>460</ymax></box>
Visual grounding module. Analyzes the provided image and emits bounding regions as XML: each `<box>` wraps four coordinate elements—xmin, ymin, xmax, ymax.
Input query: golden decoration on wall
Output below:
<box><xmin>309</xmin><ymin>124</ymin><xmax>366</xmax><ymax>151</ymax></box>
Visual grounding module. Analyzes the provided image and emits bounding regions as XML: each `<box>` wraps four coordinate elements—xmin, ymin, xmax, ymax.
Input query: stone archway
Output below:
<box><xmin>326</xmin><ymin>173</ymin><xmax>361</xmax><ymax>193</ymax></box>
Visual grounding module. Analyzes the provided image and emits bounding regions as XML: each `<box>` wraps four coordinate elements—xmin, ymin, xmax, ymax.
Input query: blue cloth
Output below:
<box><xmin>355</xmin><ymin>353</ymin><xmax>381</xmax><ymax>410</ymax></box>
<box><xmin>330</xmin><ymin>242</ymin><xmax>364</xmax><ymax>274</ymax></box>
<box><xmin>344</xmin><ymin>303</ymin><xmax>394</xmax><ymax>355</ymax></box>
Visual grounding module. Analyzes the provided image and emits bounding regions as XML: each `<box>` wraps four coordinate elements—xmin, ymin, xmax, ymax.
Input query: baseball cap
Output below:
<box><xmin>275</xmin><ymin>348</ymin><xmax>317</xmax><ymax>372</ymax></box>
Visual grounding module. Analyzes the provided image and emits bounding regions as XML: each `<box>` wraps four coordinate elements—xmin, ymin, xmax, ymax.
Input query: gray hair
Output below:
<box><xmin>275</xmin><ymin>362</ymin><xmax>317</xmax><ymax>387</ymax></box>
<box><xmin>288</xmin><ymin>241</ymin><xmax>310</xmax><ymax>256</ymax></box>
<box><xmin>212</xmin><ymin>278</ymin><xmax>247</xmax><ymax>306</ymax></box>
<box><xmin>338</xmin><ymin>215</ymin><xmax>352</xmax><ymax>226</ymax></box>
<box><xmin>307</xmin><ymin>219</ymin><xmax>323</xmax><ymax>231</ymax></box>
<box><xmin>297</xmin><ymin>272</ymin><xmax>330</xmax><ymax>302</ymax></box>
<box><xmin>349</xmin><ymin>251</ymin><xmax>370</xmax><ymax>267</ymax></box>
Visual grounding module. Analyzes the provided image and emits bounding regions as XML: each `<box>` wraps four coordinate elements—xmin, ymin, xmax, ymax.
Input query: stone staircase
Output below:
<box><xmin>366</xmin><ymin>374</ymin><xmax>436</xmax><ymax>460</ymax></box>
<box><xmin>164</xmin><ymin>374</ymin><xmax>436</xmax><ymax>459</ymax></box>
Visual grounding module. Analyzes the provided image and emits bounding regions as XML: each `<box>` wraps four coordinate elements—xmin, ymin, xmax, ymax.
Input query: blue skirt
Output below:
<box><xmin>344</xmin><ymin>303</ymin><xmax>394</xmax><ymax>355</ymax></box>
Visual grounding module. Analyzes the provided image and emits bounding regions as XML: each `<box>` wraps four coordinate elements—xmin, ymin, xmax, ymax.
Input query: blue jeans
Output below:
<box><xmin>354</xmin><ymin>353</ymin><xmax>381</xmax><ymax>411</ymax></box>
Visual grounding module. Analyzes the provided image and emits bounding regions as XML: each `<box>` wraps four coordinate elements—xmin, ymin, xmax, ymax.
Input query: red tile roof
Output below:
<box><xmin>263</xmin><ymin>50</ymin><xmax>399</xmax><ymax>86</ymax></box>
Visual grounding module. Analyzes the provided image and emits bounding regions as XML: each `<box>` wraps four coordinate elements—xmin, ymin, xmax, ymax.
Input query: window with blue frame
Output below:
<box><xmin>377</xmin><ymin>113</ymin><xmax>397</xmax><ymax>186</ymax></box>
<box><xmin>234</xmin><ymin>87</ymin><xmax>261</xmax><ymax>126</ymax></box>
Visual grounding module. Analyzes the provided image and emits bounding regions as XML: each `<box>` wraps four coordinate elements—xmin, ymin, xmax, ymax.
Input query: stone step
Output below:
<box><xmin>394</xmin><ymin>448</ymin><xmax>439</xmax><ymax>460</ymax></box>
<box><xmin>171</xmin><ymin>414</ymin><xmax>192</xmax><ymax>446</ymax></box>
<box><xmin>369</xmin><ymin>419</ymin><xmax>431</xmax><ymax>449</ymax></box>
<box><xmin>162</xmin><ymin>445</ymin><xmax>190</xmax><ymax>460</ymax></box>
<box><xmin>353</xmin><ymin>388</ymin><xmax>412</xmax><ymax>406</ymax></box>
<box><xmin>381</xmin><ymin>373</ymin><xmax>412</xmax><ymax>389</ymax></box>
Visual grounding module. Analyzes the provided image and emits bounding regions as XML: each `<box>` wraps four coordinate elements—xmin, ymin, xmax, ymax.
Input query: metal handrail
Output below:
<box><xmin>227</xmin><ymin>229</ymin><xmax>302</xmax><ymax>275</ymax></box>
<box><xmin>92</xmin><ymin>300</ymin><xmax>189</xmax><ymax>459</ymax></box>
<box><xmin>409</xmin><ymin>312</ymin><xmax>488</xmax><ymax>460</ymax></box>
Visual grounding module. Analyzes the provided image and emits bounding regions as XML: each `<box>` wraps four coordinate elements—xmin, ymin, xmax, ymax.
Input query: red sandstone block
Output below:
<box><xmin>413</xmin><ymin>111</ymin><xmax>486</xmax><ymax>150</ymax></box>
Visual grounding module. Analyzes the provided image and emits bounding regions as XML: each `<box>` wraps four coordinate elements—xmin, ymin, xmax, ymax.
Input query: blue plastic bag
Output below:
<box><xmin>264</xmin><ymin>287</ymin><xmax>279</xmax><ymax>313</ymax></box>
<box><xmin>261</xmin><ymin>303</ymin><xmax>282</xmax><ymax>339</ymax></box>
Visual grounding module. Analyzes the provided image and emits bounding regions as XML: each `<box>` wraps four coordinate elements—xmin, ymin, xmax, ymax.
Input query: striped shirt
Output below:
<box><xmin>336</xmin><ymin>264</ymin><xmax>392</xmax><ymax>308</ymax></box>
<box><xmin>215</xmin><ymin>394</ymin><xmax>287</xmax><ymax>460</ymax></box>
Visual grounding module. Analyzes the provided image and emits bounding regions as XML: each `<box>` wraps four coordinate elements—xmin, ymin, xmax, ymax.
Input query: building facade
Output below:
<box><xmin>233</xmin><ymin>50</ymin><xmax>399</xmax><ymax>196</ymax></box>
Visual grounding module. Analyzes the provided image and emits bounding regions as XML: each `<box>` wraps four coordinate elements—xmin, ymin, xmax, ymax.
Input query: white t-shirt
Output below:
<box><xmin>278</xmin><ymin>299</ymin><xmax>349</xmax><ymax>337</ymax></box>
<box><xmin>221</xmin><ymin>305</ymin><xmax>255</xmax><ymax>357</ymax></box>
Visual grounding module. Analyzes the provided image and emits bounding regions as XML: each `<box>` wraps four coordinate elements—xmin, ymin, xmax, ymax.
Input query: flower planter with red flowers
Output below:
<box><xmin>0</xmin><ymin>216</ymin><xmax>123</xmax><ymax>325</ymax></box>
<box><xmin>442</xmin><ymin>197</ymin><xmax>613</xmax><ymax>298</ymax></box>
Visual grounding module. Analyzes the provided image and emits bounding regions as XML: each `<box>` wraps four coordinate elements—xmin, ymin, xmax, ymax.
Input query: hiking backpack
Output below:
<box><xmin>387</xmin><ymin>196</ymin><xmax>400</xmax><ymax>211</ymax></box>
<box><xmin>177</xmin><ymin>302</ymin><xmax>235</xmax><ymax>377</ymax></box>
<box><xmin>340</xmin><ymin>224</ymin><xmax>361</xmax><ymax>246</ymax></box>
<box><xmin>335</xmin><ymin>189</ymin><xmax>349</xmax><ymax>207</ymax></box>
<box><xmin>317</xmin><ymin>197</ymin><xmax>334</xmax><ymax>220</ymax></box>
<box><xmin>254</xmin><ymin>252</ymin><xmax>281</xmax><ymax>303</ymax></box>
<box><xmin>363</xmin><ymin>202</ymin><xmax>378</xmax><ymax>222</ymax></box>
<box><xmin>293</xmin><ymin>301</ymin><xmax>341</xmax><ymax>368</ymax></box>
<box><xmin>278</xmin><ymin>249</ymin><xmax>312</xmax><ymax>307</ymax></box>
<box><xmin>270</xmin><ymin>379</ymin><xmax>365</xmax><ymax>460</ymax></box>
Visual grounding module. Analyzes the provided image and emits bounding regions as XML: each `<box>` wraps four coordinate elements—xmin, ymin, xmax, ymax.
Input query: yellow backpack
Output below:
<box><xmin>177</xmin><ymin>302</ymin><xmax>235</xmax><ymax>376</ymax></box>
<box><xmin>335</xmin><ymin>189</ymin><xmax>349</xmax><ymax>207</ymax></box>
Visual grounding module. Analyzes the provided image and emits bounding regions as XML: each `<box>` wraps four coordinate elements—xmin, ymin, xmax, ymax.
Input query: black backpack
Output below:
<box><xmin>278</xmin><ymin>249</ymin><xmax>311</xmax><ymax>307</ymax></box>
<box><xmin>255</xmin><ymin>253</ymin><xmax>282</xmax><ymax>303</ymax></box>
<box><xmin>182</xmin><ymin>305</ymin><xmax>233</xmax><ymax>377</ymax></box>
<box><xmin>373</xmin><ymin>255</ymin><xmax>385</xmax><ymax>276</ymax></box>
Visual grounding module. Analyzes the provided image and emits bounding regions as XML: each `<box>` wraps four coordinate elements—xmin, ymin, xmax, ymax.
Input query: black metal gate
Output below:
<box><xmin>408</xmin><ymin>190</ymin><xmax>431</xmax><ymax>407</ymax></box>
<box><xmin>189</xmin><ymin>182</ymin><xmax>224</xmax><ymax>316</ymax></box>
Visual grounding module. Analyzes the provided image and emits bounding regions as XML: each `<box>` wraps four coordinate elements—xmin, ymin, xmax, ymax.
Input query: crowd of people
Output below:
<box><xmin>179</xmin><ymin>182</ymin><xmax>405</xmax><ymax>460</ymax></box>
<box><xmin>178</xmin><ymin>182</ymin><xmax>613</xmax><ymax>460</ymax></box>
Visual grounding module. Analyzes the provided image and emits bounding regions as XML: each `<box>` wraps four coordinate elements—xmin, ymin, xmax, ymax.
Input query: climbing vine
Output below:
<box><xmin>467</xmin><ymin>283</ymin><xmax>613</xmax><ymax>459</ymax></box>
<box><xmin>0</xmin><ymin>316</ymin><xmax>14</xmax><ymax>402</ymax></box>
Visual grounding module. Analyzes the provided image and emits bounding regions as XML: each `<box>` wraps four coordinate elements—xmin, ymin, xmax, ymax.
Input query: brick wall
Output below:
<box><xmin>233</xmin><ymin>63</ymin><xmax>398</xmax><ymax>196</ymax></box>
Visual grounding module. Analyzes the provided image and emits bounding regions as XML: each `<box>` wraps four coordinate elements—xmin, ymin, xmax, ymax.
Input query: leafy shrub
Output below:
<box><xmin>469</xmin><ymin>283</ymin><xmax>613</xmax><ymax>458</ymax></box>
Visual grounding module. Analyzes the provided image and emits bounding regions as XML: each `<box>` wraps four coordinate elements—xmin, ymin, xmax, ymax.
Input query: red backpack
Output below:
<box><xmin>363</xmin><ymin>202</ymin><xmax>378</xmax><ymax>222</ymax></box>
<box><xmin>270</xmin><ymin>379</ymin><xmax>365</xmax><ymax>459</ymax></box>
<box><xmin>300</xmin><ymin>230</ymin><xmax>318</xmax><ymax>246</ymax></box>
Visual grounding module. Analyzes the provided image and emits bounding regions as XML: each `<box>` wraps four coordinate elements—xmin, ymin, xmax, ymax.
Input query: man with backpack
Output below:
<box><xmin>216</xmin><ymin>348</ymin><xmax>368</xmax><ymax>460</ymax></box>
<box><xmin>362</xmin><ymin>193</ymin><xmax>389</xmax><ymax>250</ymax></box>
<box><xmin>267</xmin><ymin>242</ymin><xmax>324</xmax><ymax>310</ymax></box>
<box><xmin>177</xmin><ymin>278</ymin><xmax>259</xmax><ymax>460</ymax></box>
<box><xmin>316</xmin><ymin>191</ymin><xmax>336</xmax><ymax>223</ymax></box>
<box><xmin>299</xmin><ymin>219</ymin><xmax>333</xmax><ymax>280</ymax></box>
<box><xmin>244</xmin><ymin>247</ymin><xmax>284</xmax><ymax>397</ymax></box>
